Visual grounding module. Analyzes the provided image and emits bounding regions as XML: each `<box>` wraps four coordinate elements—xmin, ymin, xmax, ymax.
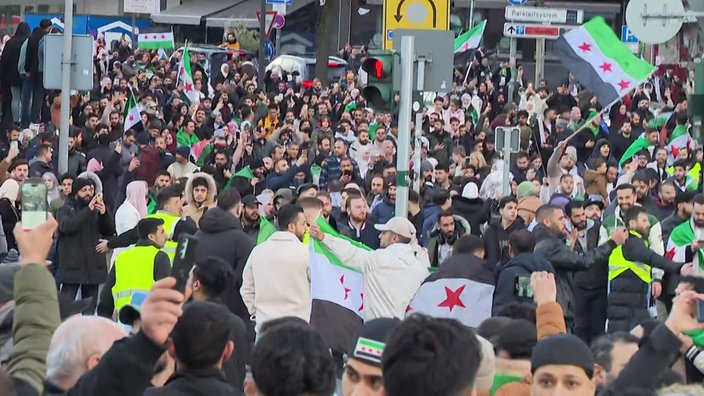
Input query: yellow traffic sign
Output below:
<box><xmin>383</xmin><ymin>0</ymin><xmax>450</xmax><ymax>50</ymax></box>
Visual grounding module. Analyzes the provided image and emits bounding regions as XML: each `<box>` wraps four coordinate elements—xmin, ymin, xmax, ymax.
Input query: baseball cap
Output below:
<box><xmin>374</xmin><ymin>217</ymin><xmax>416</xmax><ymax>239</ymax></box>
<box><xmin>348</xmin><ymin>318</ymin><xmax>400</xmax><ymax>366</ymax></box>
<box><xmin>242</xmin><ymin>195</ymin><xmax>260</xmax><ymax>208</ymax></box>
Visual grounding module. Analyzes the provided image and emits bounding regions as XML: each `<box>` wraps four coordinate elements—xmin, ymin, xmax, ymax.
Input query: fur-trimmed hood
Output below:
<box><xmin>184</xmin><ymin>172</ymin><xmax>217</xmax><ymax>206</ymax></box>
<box><xmin>76</xmin><ymin>171</ymin><xmax>103</xmax><ymax>195</ymax></box>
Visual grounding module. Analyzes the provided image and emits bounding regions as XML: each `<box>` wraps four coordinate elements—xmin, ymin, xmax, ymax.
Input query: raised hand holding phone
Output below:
<box><xmin>171</xmin><ymin>234</ymin><xmax>199</xmax><ymax>293</ymax></box>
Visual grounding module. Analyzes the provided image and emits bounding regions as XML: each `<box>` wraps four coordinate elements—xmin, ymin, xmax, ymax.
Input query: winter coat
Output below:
<box><xmin>134</xmin><ymin>145</ymin><xmax>160</xmax><ymax>186</ymax></box>
<box><xmin>483</xmin><ymin>218</ymin><xmax>526</xmax><ymax>271</ymax></box>
<box><xmin>571</xmin><ymin>220</ymin><xmax>607</xmax><ymax>290</ymax></box>
<box><xmin>195</xmin><ymin>207</ymin><xmax>255</xmax><ymax>319</ymax></box>
<box><xmin>532</xmin><ymin>224</ymin><xmax>616</xmax><ymax>323</ymax></box>
<box><xmin>25</xmin><ymin>27</ymin><xmax>46</xmax><ymax>78</ymax></box>
<box><xmin>517</xmin><ymin>195</ymin><xmax>542</xmax><ymax>226</ymax></box>
<box><xmin>427</xmin><ymin>215</ymin><xmax>471</xmax><ymax>267</ymax></box>
<box><xmin>451</xmin><ymin>196</ymin><xmax>488</xmax><ymax>236</ymax></box>
<box><xmin>493</xmin><ymin>252</ymin><xmax>554</xmax><ymax>315</ymax></box>
<box><xmin>420</xmin><ymin>204</ymin><xmax>442</xmax><ymax>247</ymax></box>
<box><xmin>143</xmin><ymin>367</ymin><xmax>238</xmax><ymax>396</ymax></box>
<box><xmin>336</xmin><ymin>218</ymin><xmax>381</xmax><ymax>249</ymax></box>
<box><xmin>371</xmin><ymin>196</ymin><xmax>395</xmax><ymax>225</ymax></box>
<box><xmin>182</xmin><ymin>172</ymin><xmax>217</xmax><ymax>227</ymax></box>
<box><xmin>0</xmin><ymin>24</ymin><xmax>30</xmax><ymax>87</ymax></box>
<box><xmin>86</xmin><ymin>146</ymin><xmax>123</xmax><ymax>212</ymax></box>
<box><xmin>56</xmin><ymin>196</ymin><xmax>115</xmax><ymax>285</ymax></box>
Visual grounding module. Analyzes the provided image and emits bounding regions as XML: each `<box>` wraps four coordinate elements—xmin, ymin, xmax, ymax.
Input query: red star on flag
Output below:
<box><xmin>128</xmin><ymin>115</ymin><xmax>134</xmax><ymax>122</ymax></box>
<box><xmin>152</xmin><ymin>35</ymin><xmax>157</xmax><ymax>39</ymax></box>
<box><xmin>160</xmin><ymin>34</ymin><xmax>165</xmax><ymax>39</ymax></box>
<box><xmin>340</xmin><ymin>275</ymin><xmax>351</xmax><ymax>300</ymax></box>
<box><xmin>666</xmin><ymin>247</ymin><xmax>676</xmax><ymax>260</ymax></box>
<box><xmin>599</xmin><ymin>62</ymin><xmax>613</xmax><ymax>73</ymax></box>
<box><xmin>437</xmin><ymin>285</ymin><xmax>466</xmax><ymax>312</ymax></box>
<box><xmin>142</xmin><ymin>35</ymin><xmax>148</xmax><ymax>40</ymax></box>
<box><xmin>184</xmin><ymin>82</ymin><xmax>193</xmax><ymax>92</ymax></box>
<box><xmin>617</xmin><ymin>80</ymin><xmax>630</xmax><ymax>90</ymax></box>
<box><xmin>358</xmin><ymin>293</ymin><xmax>364</xmax><ymax>312</ymax></box>
<box><xmin>671</xmin><ymin>146</ymin><xmax>681</xmax><ymax>159</ymax></box>
<box><xmin>578</xmin><ymin>42</ymin><xmax>591</xmax><ymax>52</ymax></box>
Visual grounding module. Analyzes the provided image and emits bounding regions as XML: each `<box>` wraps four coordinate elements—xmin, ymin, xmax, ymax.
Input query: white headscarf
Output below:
<box><xmin>0</xmin><ymin>179</ymin><xmax>20</xmax><ymax>203</ymax></box>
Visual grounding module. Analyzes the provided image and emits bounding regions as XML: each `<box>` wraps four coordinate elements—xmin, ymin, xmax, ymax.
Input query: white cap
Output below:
<box><xmin>374</xmin><ymin>217</ymin><xmax>416</xmax><ymax>239</ymax></box>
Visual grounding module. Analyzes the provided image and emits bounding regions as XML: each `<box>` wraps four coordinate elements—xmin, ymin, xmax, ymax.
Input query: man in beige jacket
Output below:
<box><xmin>240</xmin><ymin>204</ymin><xmax>310</xmax><ymax>331</ymax></box>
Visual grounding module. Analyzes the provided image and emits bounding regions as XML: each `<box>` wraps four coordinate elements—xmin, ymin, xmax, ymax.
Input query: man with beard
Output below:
<box><xmin>631</xmin><ymin>171</ymin><xmax>657</xmax><ymax>211</ymax></box>
<box><xmin>607</xmin><ymin>206</ymin><xmax>691</xmax><ymax>332</ymax></box>
<box><xmin>427</xmin><ymin>211</ymin><xmax>470</xmax><ymax>267</ymax></box>
<box><xmin>533</xmin><ymin>204</ymin><xmax>628</xmax><ymax>330</ymax></box>
<box><xmin>266</xmin><ymin>155</ymin><xmax>307</xmax><ymax>192</ymax></box>
<box><xmin>338</xmin><ymin>194</ymin><xmax>380</xmax><ymax>249</ymax></box>
<box><xmin>350</xmin><ymin>128</ymin><xmax>372</xmax><ymax>164</ymax></box>
<box><xmin>154</xmin><ymin>136</ymin><xmax>175</xmax><ymax>170</ymax></box>
<box><xmin>240</xmin><ymin>194</ymin><xmax>276</xmax><ymax>244</ymax></box>
<box><xmin>650</xmin><ymin>181</ymin><xmax>677</xmax><ymax>221</ymax></box>
<box><xmin>662</xmin><ymin>191</ymin><xmax>695</xmax><ymax>244</ymax></box>
<box><xmin>207</xmin><ymin>151</ymin><xmax>231</xmax><ymax>192</ymax></box>
<box><xmin>609</xmin><ymin>121</ymin><xmax>637</xmax><ymax>162</ymax></box>
<box><xmin>567</xmin><ymin>200</ymin><xmax>607</xmax><ymax>345</ymax></box>
<box><xmin>667</xmin><ymin>193</ymin><xmax>704</xmax><ymax>284</ymax></box>
<box><xmin>148</xmin><ymin>171</ymin><xmax>172</xmax><ymax>214</ymax></box>
<box><xmin>56</xmin><ymin>177</ymin><xmax>115</xmax><ymax>313</ymax></box>
<box><xmin>668</xmin><ymin>160</ymin><xmax>698</xmax><ymax>193</ymax></box>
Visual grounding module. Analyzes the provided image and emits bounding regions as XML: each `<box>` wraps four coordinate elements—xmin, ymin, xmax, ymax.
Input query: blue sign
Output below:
<box><xmin>507</xmin><ymin>0</ymin><xmax>528</xmax><ymax>5</ymax></box>
<box><xmin>265</xmin><ymin>40</ymin><xmax>275</xmax><ymax>60</ymax></box>
<box><xmin>267</xmin><ymin>0</ymin><xmax>292</xmax><ymax>4</ymax></box>
<box><xmin>387</xmin><ymin>30</ymin><xmax>394</xmax><ymax>40</ymax></box>
<box><xmin>516</xmin><ymin>25</ymin><xmax>525</xmax><ymax>35</ymax></box>
<box><xmin>621</xmin><ymin>25</ymin><xmax>638</xmax><ymax>43</ymax></box>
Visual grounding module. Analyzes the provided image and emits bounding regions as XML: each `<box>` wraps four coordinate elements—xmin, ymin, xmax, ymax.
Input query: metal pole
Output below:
<box><xmin>508</xmin><ymin>37</ymin><xmax>517</xmax><ymax>103</ymax></box>
<box><xmin>535</xmin><ymin>0</ymin><xmax>545</xmax><ymax>87</ymax></box>
<box><xmin>275</xmin><ymin>28</ymin><xmax>281</xmax><ymax>57</ymax></box>
<box><xmin>468</xmin><ymin>0</ymin><xmax>475</xmax><ymax>29</ymax></box>
<box><xmin>131</xmin><ymin>13</ymin><xmax>136</xmax><ymax>46</ymax></box>
<box><xmin>258</xmin><ymin>0</ymin><xmax>266</xmax><ymax>81</ymax></box>
<box><xmin>58</xmin><ymin>0</ymin><xmax>73</xmax><ymax>175</ymax></box>
<box><xmin>413</xmin><ymin>111</ymin><xmax>422</xmax><ymax>195</ymax></box>
<box><xmin>502</xmin><ymin>128</ymin><xmax>511</xmax><ymax>198</ymax></box>
<box><xmin>395</xmin><ymin>35</ymin><xmax>414</xmax><ymax>218</ymax></box>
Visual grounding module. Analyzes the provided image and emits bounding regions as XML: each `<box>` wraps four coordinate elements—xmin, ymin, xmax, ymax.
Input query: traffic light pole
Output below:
<box><xmin>395</xmin><ymin>35</ymin><xmax>414</xmax><ymax>220</ymax></box>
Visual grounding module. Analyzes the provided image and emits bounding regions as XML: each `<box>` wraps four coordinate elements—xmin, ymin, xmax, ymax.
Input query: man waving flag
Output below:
<box><xmin>123</xmin><ymin>90</ymin><xmax>142</xmax><ymax>132</ymax></box>
<box><xmin>177</xmin><ymin>45</ymin><xmax>199</xmax><ymax>105</ymax></box>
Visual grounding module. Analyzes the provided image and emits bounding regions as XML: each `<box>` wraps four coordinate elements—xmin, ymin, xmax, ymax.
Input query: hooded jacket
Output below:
<box><xmin>183</xmin><ymin>172</ymin><xmax>217</xmax><ymax>227</ymax></box>
<box><xmin>483</xmin><ymin>217</ymin><xmax>526</xmax><ymax>270</ymax></box>
<box><xmin>452</xmin><ymin>196</ymin><xmax>489</xmax><ymax>236</ymax></box>
<box><xmin>195</xmin><ymin>207</ymin><xmax>255</xmax><ymax>319</ymax></box>
<box><xmin>0</xmin><ymin>22</ymin><xmax>30</xmax><ymax>87</ymax></box>
<box><xmin>586</xmin><ymin>138</ymin><xmax>615</xmax><ymax>169</ymax></box>
<box><xmin>493</xmin><ymin>252</ymin><xmax>554</xmax><ymax>315</ymax></box>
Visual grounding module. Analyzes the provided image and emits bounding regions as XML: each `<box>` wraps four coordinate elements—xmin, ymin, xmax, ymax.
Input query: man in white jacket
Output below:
<box><xmin>240</xmin><ymin>204</ymin><xmax>311</xmax><ymax>331</ymax></box>
<box><xmin>310</xmin><ymin>216</ymin><xmax>429</xmax><ymax>321</ymax></box>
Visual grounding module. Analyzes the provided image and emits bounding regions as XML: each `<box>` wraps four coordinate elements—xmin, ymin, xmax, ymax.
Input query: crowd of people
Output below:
<box><xmin>0</xmin><ymin>16</ymin><xmax>703</xmax><ymax>395</ymax></box>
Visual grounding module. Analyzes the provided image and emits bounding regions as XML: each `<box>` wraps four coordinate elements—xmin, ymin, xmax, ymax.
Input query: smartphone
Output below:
<box><xmin>21</xmin><ymin>178</ymin><xmax>48</xmax><ymax>230</ymax></box>
<box><xmin>10</xmin><ymin>141</ymin><xmax>18</xmax><ymax>150</ymax></box>
<box><xmin>170</xmin><ymin>234</ymin><xmax>199</xmax><ymax>293</ymax></box>
<box><xmin>514</xmin><ymin>276</ymin><xmax>533</xmax><ymax>298</ymax></box>
<box><xmin>698</xmin><ymin>300</ymin><xmax>704</xmax><ymax>322</ymax></box>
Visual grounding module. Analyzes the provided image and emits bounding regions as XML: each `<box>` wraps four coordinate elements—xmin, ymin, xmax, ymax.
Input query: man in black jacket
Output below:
<box><xmin>567</xmin><ymin>200</ymin><xmax>607</xmax><ymax>345</ymax></box>
<box><xmin>25</xmin><ymin>19</ymin><xmax>51</xmax><ymax>125</ymax></box>
<box><xmin>56</xmin><ymin>177</ymin><xmax>114</xmax><ymax>313</ymax></box>
<box><xmin>533</xmin><ymin>204</ymin><xmax>628</xmax><ymax>330</ymax></box>
<box><xmin>0</xmin><ymin>22</ymin><xmax>30</xmax><ymax>132</ymax></box>
<box><xmin>484</xmin><ymin>196</ymin><xmax>526</xmax><ymax>271</ymax></box>
<box><xmin>194</xmin><ymin>189</ymin><xmax>255</xmax><ymax>336</ymax></box>
<box><xmin>607</xmin><ymin>206</ymin><xmax>691</xmax><ymax>333</ymax></box>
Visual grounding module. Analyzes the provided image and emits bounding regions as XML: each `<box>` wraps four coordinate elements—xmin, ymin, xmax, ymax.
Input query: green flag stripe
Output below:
<box><xmin>358</xmin><ymin>337</ymin><xmax>385</xmax><ymax>350</ymax></box>
<box><xmin>313</xmin><ymin>217</ymin><xmax>371</xmax><ymax>273</ymax></box>
<box><xmin>583</xmin><ymin>17</ymin><xmax>654</xmax><ymax>81</ymax></box>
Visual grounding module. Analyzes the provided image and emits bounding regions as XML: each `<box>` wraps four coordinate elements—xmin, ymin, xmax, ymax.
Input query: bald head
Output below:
<box><xmin>46</xmin><ymin>315</ymin><xmax>127</xmax><ymax>390</ymax></box>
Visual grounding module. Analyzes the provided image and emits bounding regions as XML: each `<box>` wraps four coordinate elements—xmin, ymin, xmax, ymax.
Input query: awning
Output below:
<box><xmin>151</xmin><ymin>0</ymin><xmax>239</xmax><ymax>25</ymax></box>
<box><xmin>206</xmin><ymin>0</ymin><xmax>314</xmax><ymax>29</ymax></box>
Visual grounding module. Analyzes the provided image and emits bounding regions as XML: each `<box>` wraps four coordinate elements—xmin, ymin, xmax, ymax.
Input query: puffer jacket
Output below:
<box><xmin>451</xmin><ymin>196</ymin><xmax>488</xmax><ymax>236</ymax></box>
<box><xmin>493</xmin><ymin>252</ymin><xmax>554</xmax><ymax>315</ymax></box>
<box><xmin>182</xmin><ymin>172</ymin><xmax>217</xmax><ymax>227</ymax></box>
<box><xmin>532</xmin><ymin>224</ymin><xmax>617</xmax><ymax>323</ymax></box>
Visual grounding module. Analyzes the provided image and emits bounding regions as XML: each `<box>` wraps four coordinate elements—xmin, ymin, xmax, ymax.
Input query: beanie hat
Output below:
<box><xmin>564</xmin><ymin>146</ymin><xmax>578</xmax><ymax>162</ymax></box>
<box><xmin>462</xmin><ymin>182</ymin><xmax>479</xmax><ymax>199</ymax></box>
<box><xmin>348</xmin><ymin>318</ymin><xmax>401</xmax><ymax>367</ymax></box>
<box><xmin>72</xmin><ymin>178</ymin><xmax>95</xmax><ymax>197</ymax></box>
<box><xmin>517</xmin><ymin>181</ymin><xmax>539</xmax><ymax>199</ymax></box>
<box><xmin>531</xmin><ymin>333</ymin><xmax>594</xmax><ymax>377</ymax></box>
<box><xmin>176</xmin><ymin>145</ymin><xmax>191</xmax><ymax>158</ymax></box>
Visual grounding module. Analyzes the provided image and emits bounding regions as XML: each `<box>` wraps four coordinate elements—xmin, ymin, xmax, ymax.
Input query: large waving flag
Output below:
<box><xmin>666</xmin><ymin>221</ymin><xmax>703</xmax><ymax>272</ymax></box>
<box><xmin>406</xmin><ymin>253</ymin><xmax>495</xmax><ymax>328</ymax></box>
<box><xmin>123</xmin><ymin>90</ymin><xmax>141</xmax><ymax>132</ymax></box>
<box><xmin>138</xmin><ymin>31</ymin><xmax>174</xmax><ymax>50</ymax></box>
<box><xmin>554</xmin><ymin>17</ymin><xmax>655</xmax><ymax>105</ymax></box>
<box><xmin>309</xmin><ymin>218</ymin><xmax>369</xmax><ymax>353</ymax></box>
<box><xmin>619</xmin><ymin>133</ymin><xmax>650</xmax><ymax>165</ymax></box>
<box><xmin>666</xmin><ymin>124</ymin><xmax>692</xmax><ymax>159</ymax></box>
<box><xmin>454</xmin><ymin>20</ymin><xmax>486</xmax><ymax>54</ymax></box>
<box><xmin>177</xmin><ymin>45</ymin><xmax>199</xmax><ymax>105</ymax></box>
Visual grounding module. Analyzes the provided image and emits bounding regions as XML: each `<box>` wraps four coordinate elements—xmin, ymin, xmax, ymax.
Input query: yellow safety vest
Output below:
<box><xmin>608</xmin><ymin>230</ymin><xmax>652</xmax><ymax>284</ymax></box>
<box><xmin>112</xmin><ymin>244</ymin><xmax>160</xmax><ymax>313</ymax></box>
<box><xmin>146</xmin><ymin>211</ymin><xmax>179</xmax><ymax>263</ymax></box>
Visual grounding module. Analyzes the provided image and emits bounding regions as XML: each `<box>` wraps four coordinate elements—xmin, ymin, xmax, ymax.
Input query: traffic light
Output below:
<box><xmin>362</xmin><ymin>50</ymin><xmax>395</xmax><ymax>112</ymax></box>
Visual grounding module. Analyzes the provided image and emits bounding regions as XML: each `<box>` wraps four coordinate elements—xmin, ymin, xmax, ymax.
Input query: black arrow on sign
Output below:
<box><xmin>393</xmin><ymin>0</ymin><xmax>438</xmax><ymax>27</ymax></box>
<box><xmin>507</xmin><ymin>25</ymin><xmax>516</xmax><ymax>33</ymax></box>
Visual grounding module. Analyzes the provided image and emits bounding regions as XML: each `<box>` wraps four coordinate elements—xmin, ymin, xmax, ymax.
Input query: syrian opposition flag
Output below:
<box><xmin>137</xmin><ymin>32</ymin><xmax>175</xmax><ymax>50</ymax></box>
<box><xmin>123</xmin><ymin>90</ymin><xmax>142</xmax><ymax>132</ymax></box>
<box><xmin>666</xmin><ymin>220</ymin><xmax>703</xmax><ymax>272</ymax></box>
<box><xmin>178</xmin><ymin>45</ymin><xmax>199</xmax><ymax>105</ymax></box>
<box><xmin>454</xmin><ymin>20</ymin><xmax>486</xmax><ymax>54</ymax></box>
<box><xmin>554</xmin><ymin>17</ymin><xmax>655</xmax><ymax>106</ymax></box>
<box><xmin>618</xmin><ymin>133</ymin><xmax>650</xmax><ymax>166</ymax></box>
<box><xmin>406</xmin><ymin>257</ymin><xmax>495</xmax><ymax>328</ymax></box>
<box><xmin>309</xmin><ymin>218</ymin><xmax>367</xmax><ymax>353</ymax></box>
<box><xmin>666</xmin><ymin>124</ymin><xmax>692</xmax><ymax>159</ymax></box>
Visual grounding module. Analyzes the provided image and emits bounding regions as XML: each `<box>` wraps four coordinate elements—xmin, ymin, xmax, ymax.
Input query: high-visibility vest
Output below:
<box><xmin>608</xmin><ymin>230</ymin><xmax>652</xmax><ymax>284</ymax></box>
<box><xmin>112</xmin><ymin>244</ymin><xmax>160</xmax><ymax>313</ymax></box>
<box><xmin>146</xmin><ymin>211</ymin><xmax>179</xmax><ymax>263</ymax></box>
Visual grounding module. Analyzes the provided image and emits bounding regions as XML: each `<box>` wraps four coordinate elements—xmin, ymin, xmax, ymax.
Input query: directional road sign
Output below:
<box><xmin>503</xmin><ymin>23</ymin><xmax>560</xmax><ymax>39</ymax></box>
<box><xmin>507</xmin><ymin>0</ymin><xmax>527</xmax><ymax>5</ymax></box>
<box><xmin>505</xmin><ymin>6</ymin><xmax>584</xmax><ymax>24</ymax></box>
<box><xmin>621</xmin><ymin>25</ymin><xmax>639</xmax><ymax>43</ymax></box>
<box><xmin>383</xmin><ymin>0</ymin><xmax>450</xmax><ymax>50</ymax></box>
<box><xmin>256</xmin><ymin>11</ymin><xmax>278</xmax><ymax>39</ymax></box>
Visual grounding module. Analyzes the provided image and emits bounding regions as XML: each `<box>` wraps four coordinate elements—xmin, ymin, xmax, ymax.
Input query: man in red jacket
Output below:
<box><xmin>134</xmin><ymin>131</ymin><xmax>160</xmax><ymax>186</ymax></box>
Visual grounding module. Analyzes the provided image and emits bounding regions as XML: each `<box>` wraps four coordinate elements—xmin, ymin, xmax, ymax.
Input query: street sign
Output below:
<box><xmin>503</xmin><ymin>23</ymin><xmax>560</xmax><ymax>39</ymax></box>
<box><xmin>124</xmin><ymin>0</ymin><xmax>159</xmax><ymax>14</ymax></box>
<box><xmin>383</xmin><ymin>0</ymin><xmax>450</xmax><ymax>50</ymax></box>
<box><xmin>505</xmin><ymin>6</ymin><xmax>584</xmax><ymax>24</ymax></box>
<box><xmin>507</xmin><ymin>0</ymin><xmax>527</xmax><ymax>5</ymax></box>
<box><xmin>43</xmin><ymin>34</ymin><xmax>94</xmax><ymax>91</ymax></box>
<box><xmin>273</xmin><ymin>13</ymin><xmax>286</xmax><ymax>29</ymax></box>
<box><xmin>495</xmin><ymin>127</ymin><xmax>521</xmax><ymax>152</ymax></box>
<box><xmin>265</xmin><ymin>40</ymin><xmax>275</xmax><ymax>60</ymax></box>
<box><xmin>272</xmin><ymin>3</ymin><xmax>287</xmax><ymax>16</ymax></box>
<box><xmin>266</xmin><ymin>0</ymin><xmax>292</xmax><ymax>4</ymax></box>
<box><xmin>621</xmin><ymin>25</ymin><xmax>639</xmax><ymax>43</ymax></box>
<box><xmin>256</xmin><ymin>11</ymin><xmax>278</xmax><ymax>39</ymax></box>
<box><xmin>392</xmin><ymin>29</ymin><xmax>454</xmax><ymax>92</ymax></box>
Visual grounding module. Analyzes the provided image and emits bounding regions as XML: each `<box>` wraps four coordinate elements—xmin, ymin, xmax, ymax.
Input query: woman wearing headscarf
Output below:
<box><xmin>0</xmin><ymin>179</ymin><xmax>20</xmax><ymax>250</ymax></box>
<box><xmin>43</xmin><ymin>171</ymin><xmax>60</xmax><ymax>204</ymax></box>
<box><xmin>115</xmin><ymin>180</ymin><xmax>148</xmax><ymax>235</ymax></box>
<box><xmin>586</xmin><ymin>139</ymin><xmax>615</xmax><ymax>170</ymax></box>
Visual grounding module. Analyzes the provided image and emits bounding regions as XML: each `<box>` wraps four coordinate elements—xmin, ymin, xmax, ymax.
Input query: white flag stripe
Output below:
<box><xmin>310</xmin><ymin>250</ymin><xmax>364</xmax><ymax>319</ymax></box>
<box><xmin>407</xmin><ymin>278</ymin><xmax>494</xmax><ymax>328</ymax></box>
